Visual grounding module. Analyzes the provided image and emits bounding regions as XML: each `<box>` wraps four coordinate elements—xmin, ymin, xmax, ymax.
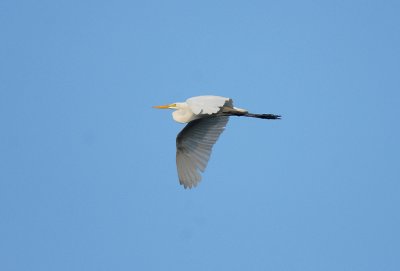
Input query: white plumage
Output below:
<box><xmin>186</xmin><ymin>96</ymin><xmax>232</xmax><ymax>115</ymax></box>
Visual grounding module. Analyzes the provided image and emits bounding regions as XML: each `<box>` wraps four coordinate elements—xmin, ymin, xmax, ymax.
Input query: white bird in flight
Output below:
<box><xmin>153</xmin><ymin>95</ymin><xmax>280</xmax><ymax>189</ymax></box>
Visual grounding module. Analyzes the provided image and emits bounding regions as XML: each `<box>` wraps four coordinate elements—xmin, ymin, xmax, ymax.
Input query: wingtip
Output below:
<box><xmin>180</xmin><ymin>180</ymin><xmax>199</xmax><ymax>189</ymax></box>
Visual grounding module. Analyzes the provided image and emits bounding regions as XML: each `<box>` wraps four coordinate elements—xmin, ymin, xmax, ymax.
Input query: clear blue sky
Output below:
<box><xmin>1</xmin><ymin>0</ymin><xmax>399</xmax><ymax>270</ymax></box>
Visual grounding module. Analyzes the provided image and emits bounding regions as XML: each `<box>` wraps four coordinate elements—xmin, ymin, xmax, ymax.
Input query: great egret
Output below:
<box><xmin>153</xmin><ymin>95</ymin><xmax>280</xmax><ymax>189</ymax></box>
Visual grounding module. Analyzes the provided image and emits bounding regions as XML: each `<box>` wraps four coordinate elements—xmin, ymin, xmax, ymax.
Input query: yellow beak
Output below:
<box><xmin>152</xmin><ymin>103</ymin><xmax>176</xmax><ymax>109</ymax></box>
<box><xmin>153</xmin><ymin>105</ymin><xmax>170</xmax><ymax>109</ymax></box>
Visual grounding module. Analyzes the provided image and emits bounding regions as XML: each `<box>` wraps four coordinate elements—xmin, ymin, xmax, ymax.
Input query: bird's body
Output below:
<box><xmin>170</xmin><ymin>96</ymin><xmax>247</xmax><ymax>123</ymax></box>
<box><xmin>153</xmin><ymin>95</ymin><xmax>280</xmax><ymax>189</ymax></box>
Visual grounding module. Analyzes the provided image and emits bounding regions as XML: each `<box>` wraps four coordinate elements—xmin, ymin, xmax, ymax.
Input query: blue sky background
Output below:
<box><xmin>1</xmin><ymin>0</ymin><xmax>400</xmax><ymax>270</ymax></box>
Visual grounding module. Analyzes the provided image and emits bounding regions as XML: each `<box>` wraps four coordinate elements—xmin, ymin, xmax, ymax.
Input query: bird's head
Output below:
<box><xmin>153</xmin><ymin>102</ymin><xmax>194</xmax><ymax>123</ymax></box>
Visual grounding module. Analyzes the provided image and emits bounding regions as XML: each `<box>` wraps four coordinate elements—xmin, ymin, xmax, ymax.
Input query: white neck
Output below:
<box><xmin>172</xmin><ymin>102</ymin><xmax>197</xmax><ymax>123</ymax></box>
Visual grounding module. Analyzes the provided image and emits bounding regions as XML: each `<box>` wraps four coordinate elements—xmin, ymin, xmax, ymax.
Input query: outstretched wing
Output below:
<box><xmin>176</xmin><ymin>116</ymin><xmax>229</xmax><ymax>189</ymax></box>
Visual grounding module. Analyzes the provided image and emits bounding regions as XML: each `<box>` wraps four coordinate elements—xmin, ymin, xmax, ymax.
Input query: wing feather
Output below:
<box><xmin>176</xmin><ymin>116</ymin><xmax>229</xmax><ymax>188</ymax></box>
